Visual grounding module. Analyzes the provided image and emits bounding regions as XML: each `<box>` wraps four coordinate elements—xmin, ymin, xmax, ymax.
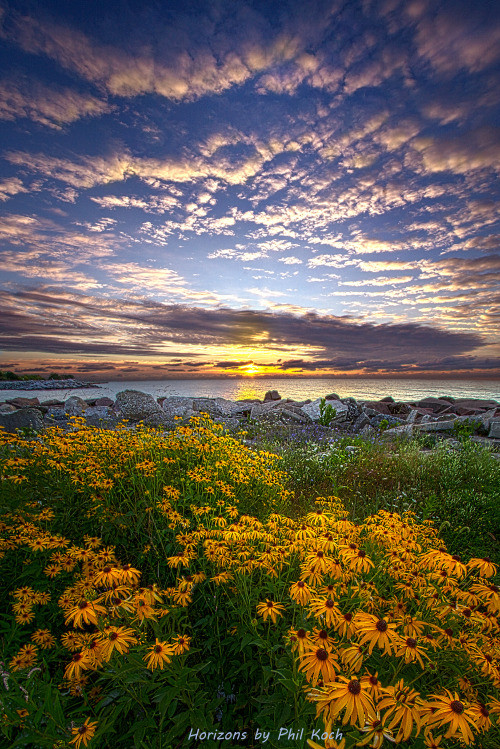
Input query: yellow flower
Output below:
<box><xmin>171</xmin><ymin>634</ymin><xmax>191</xmax><ymax>654</ymax></box>
<box><xmin>69</xmin><ymin>718</ymin><xmax>98</xmax><ymax>748</ymax></box>
<box><xmin>377</xmin><ymin>680</ymin><xmax>424</xmax><ymax>742</ymax></box>
<box><xmin>355</xmin><ymin>613</ymin><xmax>401</xmax><ymax>656</ymax></box>
<box><xmin>308</xmin><ymin>597</ymin><xmax>339</xmax><ymax>626</ymax></box>
<box><xmin>298</xmin><ymin>646</ymin><xmax>340</xmax><ymax>687</ymax></box>
<box><xmin>290</xmin><ymin>580</ymin><xmax>313</xmax><ymax>605</ymax></box>
<box><xmin>308</xmin><ymin>675</ymin><xmax>375</xmax><ymax>728</ymax></box>
<box><xmin>256</xmin><ymin>599</ymin><xmax>286</xmax><ymax>624</ymax></box>
<box><xmin>99</xmin><ymin>626</ymin><xmax>138</xmax><ymax>660</ymax></box>
<box><xmin>144</xmin><ymin>639</ymin><xmax>175</xmax><ymax>670</ymax></box>
<box><xmin>425</xmin><ymin>691</ymin><xmax>479</xmax><ymax>745</ymax></box>
<box><xmin>65</xmin><ymin>600</ymin><xmax>107</xmax><ymax>629</ymax></box>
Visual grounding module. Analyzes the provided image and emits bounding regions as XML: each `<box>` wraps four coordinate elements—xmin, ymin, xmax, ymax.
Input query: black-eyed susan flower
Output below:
<box><xmin>31</xmin><ymin>629</ymin><xmax>56</xmax><ymax>649</ymax></box>
<box><xmin>69</xmin><ymin>717</ymin><xmax>98</xmax><ymax>748</ymax></box>
<box><xmin>287</xmin><ymin>628</ymin><xmax>312</xmax><ymax>655</ymax></box>
<box><xmin>425</xmin><ymin>690</ymin><xmax>479</xmax><ymax>745</ymax></box>
<box><xmin>256</xmin><ymin>599</ymin><xmax>285</xmax><ymax>624</ymax></box>
<box><xmin>467</xmin><ymin>557</ymin><xmax>497</xmax><ymax>578</ymax></box>
<box><xmin>359</xmin><ymin>671</ymin><xmax>384</xmax><ymax>702</ymax></box>
<box><xmin>356</xmin><ymin>713</ymin><xmax>395</xmax><ymax>747</ymax></box>
<box><xmin>64</xmin><ymin>650</ymin><xmax>93</xmax><ymax>680</ymax></box>
<box><xmin>377</xmin><ymin>680</ymin><xmax>424</xmax><ymax>742</ymax></box>
<box><xmin>144</xmin><ymin>639</ymin><xmax>175</xmax><ymax>670</ymax></box>
<box><xmin>308</xmin><ymin>597</ymin><xmax>339</xmax><ymax>626</ymax></box>
<box><xmin>65</xmin><ymin>600</ymin><xmax>107</xmax><ymax>629</ymax></box>
<box><xmin>355</xmin><ymin>613</ymin><xmax>401</xmax><ymax>656</ymax></box>
<box><xmin>340</xmin><ymin>644</ymin><xmax>364</xmax><ymax>673</ymax></box>
<box><xmin>99</xmin><ymin>626</ymin><xmax>138</xmax><ymax>660</ymax></box>
<box><xmin>423</xmin><ymin>733</ymin><xmax>443</xmax><ymax>748</ymax></box>
<box><xmin>308</xmin><ymin>675</ymin><xmax>375</xmax><ymax>729</ymax></box>
<box><xmin>298</xmin><ymin>645</ymin><xmax>339</xmax><ymax>686</ymax></box>
<box><xmin>290</xmin><ymin>580</ymin><xmax>313</xmax><ymax>605</ymax></box>
<box><xmin>468</xmin><ymin>702</ymin><xmax>492</xmax><ymax>732</ymax></box>
<box><xmin>171</xmin><ymin>634</ymin><xmax>191</xmax><ymax>654</ymax></box>
<box><xmin>93</xmin><ymin>566</ymin><xmax>122</xmax><ymax>588</ymax></box>
<box><xmin>395</xmin><ymin>637</ymin><xmax>428</xmax><ymax>669</ymax></box>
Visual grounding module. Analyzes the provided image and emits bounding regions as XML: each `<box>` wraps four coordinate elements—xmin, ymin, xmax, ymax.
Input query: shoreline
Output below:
<box><xmin>0</xmin><ymin>379</ymin><xmax>100</xmax><ymax>391</ymax></box>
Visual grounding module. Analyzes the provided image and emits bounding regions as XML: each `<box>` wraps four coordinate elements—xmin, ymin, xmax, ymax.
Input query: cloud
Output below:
<box><xmin>278</xmin><ymin>256</ymin><xmax>302</xmax><ymax>265</ymax></box>
<box><xmin>411</xmin><ymin>126</ymin><xmax>500</xmax><ymax>175</ymax></box>
<box><xmin>0</xmin><ymin>78</ymin><xmax>110</xmax><ymax>128</ymax></box>
<box><xmin>0</xmin><ymin>177</ymin><xmax>28</xmax><ymax>201</ymax></box>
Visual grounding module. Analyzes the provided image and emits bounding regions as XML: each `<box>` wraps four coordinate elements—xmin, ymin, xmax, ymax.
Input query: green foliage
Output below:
<box><xmin>452</xmin><ymin>418</ymin><xmax>482</xmax><ymax>441</ymax></box>
<box><xmin>318</xmin><ymin>398</ymin><xmax>337</xmax><ymax>426</ymax></box>
<box><xmin>378</xmin><ymin>419</ymin><xmax>390</xmax><ymax>432</ymax></box>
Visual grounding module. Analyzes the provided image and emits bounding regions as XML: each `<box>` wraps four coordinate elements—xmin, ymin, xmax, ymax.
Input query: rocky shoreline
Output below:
<box><xmin>1</xmin><ymin>389</ymin><xmax>499</xmax><ymax>451</ymax></box>
<box><xmin>0</xmin><ymin>378</ymin><xmax>100</xmax><ymax>390</ymax></box>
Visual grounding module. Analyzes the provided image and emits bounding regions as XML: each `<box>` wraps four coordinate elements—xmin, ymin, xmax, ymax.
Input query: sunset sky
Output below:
<box><xmin>0</xmin><ymin>0</ymin><xmax>499</xmax><ymax>381</ymax></box>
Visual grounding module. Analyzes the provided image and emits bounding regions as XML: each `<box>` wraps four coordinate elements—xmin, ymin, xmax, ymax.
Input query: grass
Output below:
<box><xmin>242</xmin><ymin>421</ymin><xmax>500</xmax><ymax>563</ymax></box>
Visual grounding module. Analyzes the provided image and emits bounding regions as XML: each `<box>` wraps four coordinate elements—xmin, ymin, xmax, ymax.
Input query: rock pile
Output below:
<box><xmin>0</xmin><ymin>389</ymin><xmax>499</xmax><ymax>449</ymax></box>
<box><xmin>0</xmin><ymin>379</ymin><xmax>99</xmax><ymax>390</ymax></box>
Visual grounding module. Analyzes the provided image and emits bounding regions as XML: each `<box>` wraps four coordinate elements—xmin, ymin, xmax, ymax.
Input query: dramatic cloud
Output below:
<box><xmin>0</xmin><ymin>0</ymin><xmax>499</xmax><ymax>378</ymax></box>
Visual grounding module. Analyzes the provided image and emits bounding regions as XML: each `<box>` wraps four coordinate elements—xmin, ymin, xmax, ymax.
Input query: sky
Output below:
<box><xmin>0</xmin><ymin>0</ymin><xmax>499</xmax><ymax>381</ymax></box>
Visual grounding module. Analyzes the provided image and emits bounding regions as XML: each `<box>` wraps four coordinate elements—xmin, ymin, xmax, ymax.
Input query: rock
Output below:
<box><xmin>415</xmin><ymin>398</ymin><xmax>456</xmax><ymax>413</ymax></box>
<box><xmin>0</xmin><ymin>404</ymin><xmax>17</xmax><ymax>413</ymax></box>
<box><xmin>63</xmin><ymin>396</ymin><xmax>88</xmax><ymax>416</ymax></box>
<box><xmin>415</xmin><ymin>420</ymin><xmax>457</xmax><ymax>432</ymax></box>
<box><xmin>114</xmin><ymin>390</ymin><xmax>168</xmax><ymax>426</ymax></box>
<box><xmin>361</xmin><ymin>401</ymin><xmax>393</xmax><ymax>416</ymax></box>
<box><xmin>381</xmin><ymin>424</ymin><xmax>415</xmax><ymax>438</ymax></box>
<box><xmin>0</xmin><ymin>408</ymin><xmax>44</xmax><ymax>433</ymax></box>
<box><xmin>380</xmin><ymin>396</ymin><xmax>395</xmax><ymax>402</ymax></box>
<box><xmin>360</xmin><ymin>424</ymin><xmax>375</xmax><ymax>437</ymax></box>
<box><xmin>325</xmin><ymin>393</ymin><xmax>340</xmax><ymax>400</ymax></box>
<box><xmin>453</xmin><ymin>399</ymin><xmax>499</xmax><ymax>410</ymax></box>
<box><xmin>250</xmin><ymin>401</ymin><xmax>283</xmax><ymax>419</ymax></box>
<box><xmin>95</xmin><ymin>397</ymin><xmax>115</xmax><ymax>407</ymax></box>
<box><xmin>161</xmin><ymin>397</ymin><xmax>195</xmax><ymax>420</ymax></box>
<box><xmin>82</xmin><ymin>406</ymin><xmax>120</xmax><ymax>429</ymax></box>
<box><xmin>352</xmin><ymin>413</ymin><xmax>370</xmax><ymax>432</ymax></box>
<box><xmin>264</xmin><ymin>390</ymin><xmax>281</xmax><ymax>402</ymax></box>
<box><xmin>406</xmin><ymin>409</ymin><xmax>419</xmax><ymax>424</ymax></box>
<box><xmin>40</xmin><ymin>399</ymin><xmax>65</xmax><ymax>407</ymax></box>
<box><xmin>489</xmin><ymin>420</ymin><xmax>500</xmax><ymax>439</ymax></box>
<box><xmin>300</xmin><ymin>398</ymin><xmax>349</xmax><ymax>422</ymax></box>
<box><xmin>281</xmin><ymin>408</ymin><xmax>312</xmax><ymax>424</ymax></box>
<box><xmin>387</xmin><ymin>402</ymin><xmax>411</xmax><ymax>416</ymax></box>
<box><xmin>193</xmin><ymin>398</ymin><xmax>244</xmax><ymax>418</ymax></box>
<box><xmin>5</xmin><ymin>397</ymin><xmax>40</xmax><ymax>408</ymax></box>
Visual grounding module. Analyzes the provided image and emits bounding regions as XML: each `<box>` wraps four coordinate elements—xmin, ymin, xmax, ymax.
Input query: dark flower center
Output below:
<box><xmin>109</xmin><ymin>633</ymin><xmax>118</xmax><ymax>641</ymax></box>
<box><xmin>78</xmin><ymin>601</ymin><xmax>89</xmax><ymax>609</ymax></box>
<box><xmin>451</xmin><ymin>700</ymin><xmax>464</xmax><ymax>714</ymax></box>
<box><xmin>297</xmin><ymin>629</ymin><xmax>307</xmax><ymax>638</ymax></box>
<box><xmin>348</xmin><ymin>680</ymin><xmax>361</xmax><ymax>695</ymax></box>
<box><xmin>326</xmin><ymin>599</ymin><xmax>334</xmax><ymax>608</ymax></box>
<box><xmin>369</xmin><ymin>676</ymin><xmax>378</xmax><ymax>685</ymax></box>
<box><xmin>406</xmin><ymin>637</ymin><xmax>417</xmax><ymax>648</ymax></box>
<box><xmin>358</xmin><ymin>551</ymin><xmax>366</xmax><ymax>558</ymax></box>
<box><xmin>316</xmin><ymin>649</ymin><xmax>328</xmax><ymax>661</ymax></box>
<box><xmin>376</xmin><ymin>619</ymin><xmax>388</xmax><ymax>632</ymax></box>
<box><xmin>319</xmin><ymin>630</ymin><xmax>328</xmax><ymax>639</ymax></box>
<box><xmin>344</xmin><ymin>613</ymin><xmax>353</xmax><ymax>622</ymax></box>
<box><xmin>154</xmin><ymin>645</ymin><xmax>163</xmax><ymax>653</ymax></box>
<box><xmin>297</xmin><ymin>582</ymin><xmax>305</xmax><ymax>588</ymax></box>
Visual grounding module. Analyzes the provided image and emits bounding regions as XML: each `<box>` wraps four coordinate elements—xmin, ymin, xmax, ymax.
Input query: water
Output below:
<box><xmin>1</xmin><ymin>377</ymin><xmax>499</xmax><ymax>403</ymax></box>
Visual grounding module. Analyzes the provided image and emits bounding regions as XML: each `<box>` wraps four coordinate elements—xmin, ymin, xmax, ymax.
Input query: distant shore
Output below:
<box><xmin>0</xmin><ymin>379</ymin><xmax>101</xmax><ymax>391</ymax></box>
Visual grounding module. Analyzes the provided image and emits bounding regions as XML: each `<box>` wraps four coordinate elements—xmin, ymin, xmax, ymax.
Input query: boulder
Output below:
<box><xmin>0</xmin><ymin>404</ymin><xmax>17</xmax><ymax>413</ymax></box>
<box><xmin>300</xmin><ymin>398</ymin><xmax>349</xmax><ymax>422</ymax></box>
<box><xmin>489</xmin><ymin>420</ymin><xmax>500</xmax><ymax>439</ymax></box>
<box><xmin>250</xmin><ymin>401</ymin><xmax>283</xmax><ymax>419</ymax></box>
<box><xmin>325</xmin><ymin>393</ymin><xmax>340</xmax><ymax>400</ymax></box>
<box><xmin>82</xmin><ymin>406</ymin><xmax>120</xmax><ymax>429</ymax></box>
<box><xmin>94</xmin><ymin>397</ymin><xmax>115</xmax><ymax>407</ymax></box>
<box><xmin>264</xmin><ymin>390</ymin><xmax>281</xmax><ymax>402</ymax></box>
<box><xmin>352</xmin><ymin>413</ymin><xmax>370</xmax><ymax>432</ymax></box>
<box><xmin>0</xmin><ymin>408</ymin><xmax>44</xmax><ymax>433</ymax></box>
<box><xmin>5</xmin><ymin>397</ymin><xmax>40</xmax><ymax>408</ymax></box>
<box><xmin>281</xmin><ymin>408</ymin><xmax>312</xmax><ymax>424</ymax></box>
<box><xmin>360</xmin><ymin>401</ymin><xmax>393</xmax><ymax>416</ymax></box>
<box><xmin>161</xmin><ymin>397</ymin><xmax>195</xmax><ymax>420</ymax></box>
<box><xmin>415</xmin><ymin>398</ymin><xmax>455</xmax><ymax>413</ymax></box>
<box><xmin>114</xmin><ymin>390</ymin><xmax>169</xmax><ymax>426</ymax></box>
<box><xmin>415</xmin><ymin>420</ymin><xmax>457</xmax><ymax>432</ymax></box>
<box><xmin>453</xmin><ymin>399</ymin><xmax>499</xmax><ymax>411</ymax></box>
<box><xmin>380</xmin><ymin>396</ymin><xmax>395</xmax><ymax>402</ymax></box>
<box><xmin>192</xmin><ymin>398</ymin><xmax>244</xmax><ymax>418</ymax></box>
<box><xmin>63</xmin><ymin>396</ymin><xmax>88</xmax><ymax>416</ymax></box>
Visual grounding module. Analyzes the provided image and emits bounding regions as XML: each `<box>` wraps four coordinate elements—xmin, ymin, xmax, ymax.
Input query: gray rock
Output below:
<box><xmin>406</xmin><ymin>409</ymin><xmax>419</xmax><ymax>424</ymax></box>
<box><xmin>415</xmin><ymin>420</ymin><xmax>456</xmax><ymax>432</ymax></box>
<box><xmin>63</xmin><ymin>396</ymin><xmax>88</xmax><ymax>416</ymax></box>
<box><xmin>382</xmin><ymin>424</ymin><xmax>415</xmax><ymax>438</ymax></box>
<box><xmin>360</xmin><ymin>424</ymin><xmax>375</xmax><ymax>437</ymax></box>
<box><xmin>325</xmin><ymin>393</ymin><xmax>340</xmax><ymax>401</ymax></box>
<box><xmin>281</xmin><ymin>408</ymin><xmax>312</xmax><ymax>424</ymax></box>
<box><xmin>192</xmin><ymin>397</ymin><xmax>243</xmax><ymax>418</ymax></box>
<box><xmin>0</xmin><ymin>408</ymin><xmax>44</xmax><ymax>433</ymax></box>
<box><xmin>114</xmin><ymin>390</ymin><xmax>168</xmax><ymax>426</ymax></box>
<box><xmin>489</xmin><ymin>420</ymin><xmax>500</xmax><ymax>439</ymax></box>
<box><xmin>82</xmin><ymin>406</ymin><xmax>120</xmax><ymax>428</ymax></box>
<box><xmin>352</xmin><ymin>413</ymin><xmax>370</xmax><ymax>432</ymax></box>
<box><xmin>95</xmin><ymin>397</ymin><xmax>115</xmax><ymax>407</ymax></box>
<box><xmin>264</xmin><ymin>390</ymin><xmax>281</xmax><ymax>402</ymax></box>
<box><xmin>0</xmin><ymin>404</ymin><xmax>17</xmax><ymax>413</ymax></box>
<box><xmin>5</xmin><ymin>397</ymin><xmax>40</xmax><ymax>408</ymax></box>
<box><xmin>301</xmin><ymin>398</ymin><xmax>349</xmax><ymax>422</ymax></box>
<box><xmin>250</xmin><ymin>401</ymin><xmax>283</xmax><ymax>419</ymax></box>
<box><xmin>161</xmin><ymin>397</ymin><xmax>195</xmax><ymax>420</ymax></box>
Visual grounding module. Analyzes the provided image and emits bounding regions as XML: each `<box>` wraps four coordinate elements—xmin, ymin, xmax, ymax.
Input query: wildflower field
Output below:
<box><xmin>1</xmin><ymin>415</ymin><xmax>500</xmax><ymax>749</ymax></box>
